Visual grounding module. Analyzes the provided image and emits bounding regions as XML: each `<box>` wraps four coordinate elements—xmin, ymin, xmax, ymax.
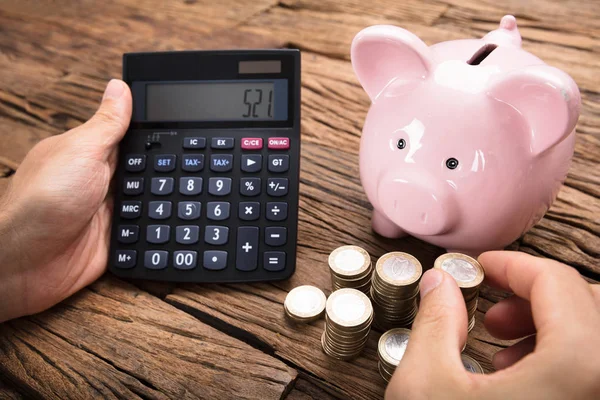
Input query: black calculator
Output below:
<box><xmin>108</xmin><ymin>50</ymin><xmax>300</xmax><ymax>283</ymax></box>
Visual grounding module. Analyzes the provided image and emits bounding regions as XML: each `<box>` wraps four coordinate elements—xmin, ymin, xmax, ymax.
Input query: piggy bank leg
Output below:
<box><xmin>372</xmin><ymin>210</ymin><xmax>407</xmax><ymax>238</ymax></box>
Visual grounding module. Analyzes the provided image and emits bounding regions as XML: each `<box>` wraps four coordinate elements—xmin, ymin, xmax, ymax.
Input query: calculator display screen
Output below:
<box><xmin>144</xmin><ymin>80</ymin><xmax>287</xmax><ymax>122</ymax></box>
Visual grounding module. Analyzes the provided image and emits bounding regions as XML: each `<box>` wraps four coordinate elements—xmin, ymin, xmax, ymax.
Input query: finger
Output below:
<box><xmin>592</xmin><ymin>284</ymin><xmax>600</xmax><ymax>308</ymax></box>
<box><xmin>401</xmin><ymin>269</ymin><xmax>467</xmax><ymax>372</ymax></box>
<box><xmin>484</xmin><ymin>295</ymin><xmax>535</xmax><ymax>340</ymax></box>
<box><xmin>478</xmin><ymin>251</ymin><xmax>597</xmax><ymax>336</ymax></box>
<box><xmin>68</xmin><ymin>79</ymin><xmax>132</xmax><ymax>154</ymax></box>
<box><xmin>492</xmin><ymin>335</ymin><xmax>536</xmax><ymax>370</ymax></box>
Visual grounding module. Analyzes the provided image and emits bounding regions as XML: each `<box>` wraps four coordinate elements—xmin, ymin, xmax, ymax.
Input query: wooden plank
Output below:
<box><xmin>1</xmin><ymin>0</ymin><xmax>279</xmax><ymax>37</ymax></box>
<box><xmin>166</xmin><ymin>274</ymin><xmax>499</xmax><ymax>400</ymax></box>
<box><xmin>280</xmin><ymin>0</ymin><xmax>449</xmax><ymax>26</ymax></box>
<box><xmin>0</xmin><ymin>15</ymin><xmax>285</xmax><ymax>166</ymax></box>
<box><xmin>437</xmin><ymin>0</ymin><xmax>600</xmax><ymax>33</ymax></box>
<box><xmin>167</xmin><ymin>282</ymin><xmax>385</xmax><ymax>400</ymax></box>
<box><xmin>0</xmin><ymin>276</ymin><xmax>296</xmax><ymax>400</ymax></box>
<box><xmin>0</xmin><ymin>379</ymin><xmax>24</xmax><ymax>400</ymax></box>
<box><xmin>0</xmin><ymin>1</ymin><xmax>598</xmax><ymax>398</ymax></box>
<box><xmin>238</xmin><ymin>3</ymin><xmax>600</xmax><ymax>93</ymax></box>
<box><xmin>285</xmin><ymin>376</ymin><xmax>343</xmax><ymax>400</ymax></box>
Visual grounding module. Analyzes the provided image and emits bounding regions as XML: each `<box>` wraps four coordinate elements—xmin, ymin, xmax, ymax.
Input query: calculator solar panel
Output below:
<box><xmin>109</xmin><ymin>50</ymin><xmax>300</xmax><ymax>282</ymax></box>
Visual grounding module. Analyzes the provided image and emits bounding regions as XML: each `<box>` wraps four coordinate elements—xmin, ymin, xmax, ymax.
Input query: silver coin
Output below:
<box><xmin>284</xmin><ymin>285</ymin><xmax>326</xmax><ymax>320</ymax></box>
<box><xmin>326</xmin><ymin>289</ymin><xmax>372</xmax><ymax>327</ymax></box>
<box><xmin>382</xmin><ymin>256</ymin><xmax>415</xmax><ymax>281</ymax></box>
<box><xmin>385</xmin><ymin>334</ymin><xmax>408</xmax><ymax>361</ymax></box>
<box><xmin>378</xmin><ymin>328</ymin><xmax>411</xmax><ymax>366</ymax></box>
<box><xmin>441</xmin><ymin>258</ymin><xmax>477</xmax><ymax>283</ymax></box>
<box><xmin>333</xmin><ymin>293</ymin><xmax>365</xmax><ymax>321</ymax></box>
<box><xmin>335</xmin><ymin>248</ymin><xmax>368</xmax><ymax>272</ymax></box>
<box><xmin>461</xmin><ymin>354</ymin><xmax>484</xmax><ymax>374</ymax></box>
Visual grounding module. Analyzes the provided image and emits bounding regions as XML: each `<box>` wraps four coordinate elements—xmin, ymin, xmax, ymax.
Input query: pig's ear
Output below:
<box><xmin>487</xmin><ymin>65</ymin><xmax>580</xmax><ymax>157</ymax></box>
<box><xmin>351</xmin><ymin>25</ymin><xmax>433</xmax><ymax>101</ymax></box>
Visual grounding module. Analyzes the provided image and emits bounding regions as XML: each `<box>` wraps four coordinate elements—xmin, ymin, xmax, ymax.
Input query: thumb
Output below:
<box><xmin>68</xmin><ymin>79</ymin><xmax>132</xmax><ymax>154</ymax></box>
<box><xmin>402</xmin><ymin>269</ymin><xmax>468</xmax><ymax>371</ymax></box>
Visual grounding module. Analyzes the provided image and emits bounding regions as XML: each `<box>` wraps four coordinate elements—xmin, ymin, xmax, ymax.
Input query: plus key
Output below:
<box><xmin>236</xmin><ymin>227</ymin><xmax>259</xmax><ymax>271</ymax></box>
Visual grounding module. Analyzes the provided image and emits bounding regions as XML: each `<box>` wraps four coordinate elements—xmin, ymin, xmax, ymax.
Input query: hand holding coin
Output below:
<box><xmin>385</xmin><ymin>251</ymin><xmax>600</xmax><ymax>400</ymax></box>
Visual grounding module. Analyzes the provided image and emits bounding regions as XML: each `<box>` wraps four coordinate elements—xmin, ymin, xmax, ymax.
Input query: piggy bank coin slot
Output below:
<box><xmin>467</xmin><ymin>44</ymin><xmax>498</xmax><ymax>66</ymax></box>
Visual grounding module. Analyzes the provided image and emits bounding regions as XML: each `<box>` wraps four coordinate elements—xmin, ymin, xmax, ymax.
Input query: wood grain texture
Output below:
<box><xmin>0</xmin><ymin>379</ymin><xmax>24</xmax><ymax>400</ymax></box>
<box><xmin>285</xmin><ymin>376</ymin><xmax>342</xmax><ymax>400</ymax></box>
<box><xmin>0</xmin><ymin>0</ymin><xmax>598</xmax><ymax>398</ymax></box>
<box><xmin>0</xmin><ymin>277</ymin><xmax>296</xmax><ymax>399</ymax></box>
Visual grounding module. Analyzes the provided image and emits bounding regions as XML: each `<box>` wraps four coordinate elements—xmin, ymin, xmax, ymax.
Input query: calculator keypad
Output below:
<box><xmin>206</xmin><ymin>202</ymin><xmax>230</xmax><ymax>220</ymax></box>
<box><xmin>182</xmin><ymin>154</ymin><xmax>204</xmax><ymax>172</ymax></box>
<box><xmin>125</xmin><ymin>155</ymin><xmax>146</xmax><ymax>172</ymax></box>
<box><xmin>124</xmin><ymin>177</ymin><xmax>144</xmax><ymax>195</ymax></box>
<box><xmin>117</xmin><ymin>225</ymin><xmax>139</xmax><ymax>244</ymax></box>
<box><xmin>111</xmin><ymin>130</ymin><xmax>297</xmax><ymax>283</ymax></box>
<box><xmin>240</xmin><ymin>177</ymin><xmax>261</xmax><ymax>196</ymax></box>
<box><xmin>155</xmin><ymin>155</ymin><xmax>176</xmax><ymax>172</ymax></box>
<box><xmin>147</xmin><ymin>225</ymin><xmax>170</xmax><ymax>244</ymax></box>
<box><xmin>179</xmin><ymin>177</ymin><xmax>203</xmax><ymax>196</ymax></box>
<box><xmin>241</xmin><ymin>154</ymin><xmax>262</xmax><ymax>173</ymax></box>
<box><xmin>176</xmin><ymin>226</ymin><xmax>200</xmax><ymax>245</ymax></box>
<box><xmin>178</xmin><ymin>202</ymin><xmax>201</xmax><ymax>220</ymax></box>
<box><xmin>239</xmin><ymin>202</ymin><xmax>260</xmax><ymax>221</ymax></box>
<box><xmin>208</xmin><ymin>177</ymin><xmax>232</xmax><ymax>196</ymax></box>
<box><xmin>151</xmin><ymin>177</ymin><xmax>174</xmax><ymax>195</ymax></box>
<box><xmin>121</xmin><ymin>201</ymin><xmax>142</xmax><ymax>218</ymax></box>
<box><xmin>145</xmin><ymin>250</ymin><xmax>168</xmax><ymax>269</ymax></box>
<box><xmin>149</xmin><ymin>201</ymin><xmax>172</xmax><ymax>219</ymax></box>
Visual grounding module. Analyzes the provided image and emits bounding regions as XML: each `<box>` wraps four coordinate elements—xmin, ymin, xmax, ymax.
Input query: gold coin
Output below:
<box><xmin>321</xmin><ymin>332</ymin><xmax>365</xmax><ymax>360</ymax></box>
<box><xmin>376</xmin><ymin>252</ymin><xmax>422</xmax><ymax>287</ymax></box>
<box><xmin>378</xmin><ymin>361</ymin><xmax>393</xmax><ymax>382</ymax></box>
<box><xmin>434</xmin><ymin>253</ymin><xmax>484</xmax><ymax>289</ymax></box>
<box><xmin>467</xmin><ymin>316</ymin><xmax>476</xmax><ymax>332</ymax></box>
<box><xmin>326</xmin><ymin>288</ymin><xmax>373</xmax><ymax>328</ymax></box>
<box><xmin>333</xmin><ymin>272</ymin><xmax>372</xmax><ymax>285</ymax></box>
<box><xmin>284</xmin><ymin>285</ymin><xmax>326</xmax><ymax>322</ymax></box>
<box><xmin>378</xmin><ymin>328</ymin><xmax>411</xmax><ymax>367</ymax></box>
<box><xmin>329</xmin><ymin>246</ymin><xmax>371</xmax><ymax>278</ymax></box>
<box><xmin>461</xmin><ymin>354</ymin><xmax>484</xmax><ymax>374</ymax></box>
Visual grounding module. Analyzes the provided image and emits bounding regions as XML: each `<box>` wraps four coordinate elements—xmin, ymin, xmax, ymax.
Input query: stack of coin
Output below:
<box><xmin>377</xmin><ymin>328</ymin><xmax>411</xmax><ymax>382</ymax></box>
<box><xmin>328</xmin><ymin>246</ymin><xmax>373</xmax><ymax>294</ymax></box>
<box><xmin>434</xmin><ymin>253</ymin><xmax>484</xmax><ymax>332</ymax></box>
<box><xmin>370</xmin><ymin>252</ymin><xmax>422</xmax><ymax>330</ymax></box>
<box><xmin>321</xmin><ymin>288</ymin><xmax>373</xmax><ymax>360</ymax></box>
<box><xmin>461</xmin><ymin>354</ymin><xmax>484</xmax><ymax>374</ymax></box>
<box><xmin>284</xmin><ymin>285</ymin><xmax>327</xmax><ymax>323</ymax></box>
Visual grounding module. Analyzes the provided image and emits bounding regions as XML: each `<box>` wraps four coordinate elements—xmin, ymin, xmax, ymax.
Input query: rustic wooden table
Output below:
<box><xmin>0</xmin><ymin>1</ymin><xmax>598</xmax><ymax>399</ymax></box>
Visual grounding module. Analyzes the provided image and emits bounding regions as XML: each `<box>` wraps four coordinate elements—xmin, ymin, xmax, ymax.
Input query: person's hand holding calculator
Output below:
<box><xmin>0</xmin><ymin>80</ymin><xmax>132</xmax><ymax>322</ymax></box>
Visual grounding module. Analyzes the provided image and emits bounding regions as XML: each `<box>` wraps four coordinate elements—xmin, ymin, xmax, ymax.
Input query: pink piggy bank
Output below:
<box><xmin>351</xmin><ymin>16</ymin><xmax>581</xmax><ymax>256</ymax></box>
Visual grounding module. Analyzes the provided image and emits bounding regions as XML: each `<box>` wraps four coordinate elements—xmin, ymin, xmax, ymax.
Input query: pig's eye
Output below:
<box><xmin>445</xmin><ymin>158</ymin><xmax>459</xmax><ymax>170</ymax></box>
<box><xmin>397</xmin><ymin>139</ymin><xmax>407</xmax><ymax>149</ymax></box>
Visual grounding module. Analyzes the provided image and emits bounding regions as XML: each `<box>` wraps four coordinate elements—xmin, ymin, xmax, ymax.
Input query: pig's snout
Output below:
<box><xmin>377</xmin><ymin>174</ymin><xmax>458</xmax><ymax>236</ymax></box>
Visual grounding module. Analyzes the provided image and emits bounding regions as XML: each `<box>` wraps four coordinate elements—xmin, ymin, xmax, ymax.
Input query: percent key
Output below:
<box><xmin>240</xmin><ymin>177</ymin><xmax>261</xmax><ymax>196</ymax></box>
